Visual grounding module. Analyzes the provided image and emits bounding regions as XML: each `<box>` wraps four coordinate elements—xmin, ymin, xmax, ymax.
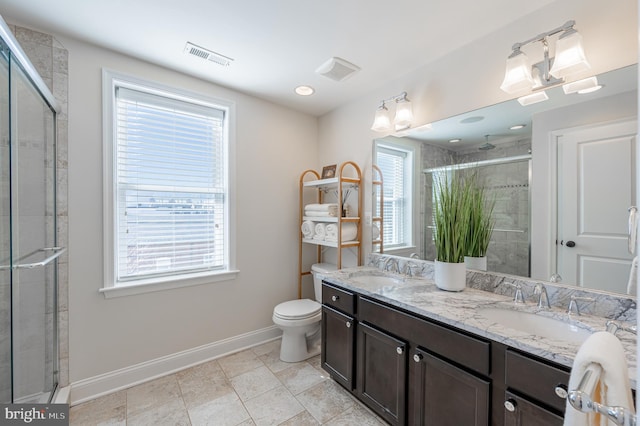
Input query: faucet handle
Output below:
<box><xmin>567</xmin><ymin>296</ymin><xmax>594</xmax><ymax>316</ymax></box>
<box><xmin>506</xmin><ymin>282</ymin><xmax>525</xmax><ymax>304</ymax></box>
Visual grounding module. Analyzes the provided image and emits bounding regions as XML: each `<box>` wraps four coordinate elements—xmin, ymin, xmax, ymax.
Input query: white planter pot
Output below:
<box><xmin>464</xmin><ymin>256</ymin><xmax>487</xmax><ymax>271</ymax></box>
<box><xmin>434</xmin><ymin>260</ymin><xmax>466</xmax><ymax>292</ymax></box>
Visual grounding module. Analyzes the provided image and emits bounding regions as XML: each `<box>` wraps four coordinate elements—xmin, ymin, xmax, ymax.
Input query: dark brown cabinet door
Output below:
<box><xmin>409</xmin><ymin>348</ymin><xmax>490</xmax><ymax>426</ymax></box>
<box><xmin>503</xmin><ymin>391</ymin><xmax>563</xmax><ymax>426</ymax></box>
<box><xmin>321</xmin><ymin>305</ymin><xmax>355</xmax><ymax>390</ymax></box>
<box><xmin>357</xmin><ymin>322</ymin><xmax>407</xmax><ymax>426</ymax></box>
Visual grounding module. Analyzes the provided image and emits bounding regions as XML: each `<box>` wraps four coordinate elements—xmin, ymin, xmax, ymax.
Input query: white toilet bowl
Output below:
<box><xmin>273</xmin><ymin>263</ymin><xmax>336</xmax><ymax>362</ymax></box>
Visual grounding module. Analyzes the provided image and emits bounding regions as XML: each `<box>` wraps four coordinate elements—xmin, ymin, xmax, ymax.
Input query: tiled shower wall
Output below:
<box><xmin>10</xmin><ymin>24</ymin><xmax>69</xmax><ymax>389</ymax></box>
<box><xmin>421</xmin><ymin>138</ymin><xmax>531</xmax><ymax>277</ymax></box>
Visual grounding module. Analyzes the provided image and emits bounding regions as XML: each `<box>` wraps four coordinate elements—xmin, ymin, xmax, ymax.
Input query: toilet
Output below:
<box><xmin>272</xmin><ymin>263</ymin><xmax>337</xmax><ymax>362</ymax></box>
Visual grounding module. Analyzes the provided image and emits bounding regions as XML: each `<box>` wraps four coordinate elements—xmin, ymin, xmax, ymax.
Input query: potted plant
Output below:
<box><xmin>433</xmin><ymin>170</ymin><xmax>472</xmax><ymax>291</ymax></box>
<box><xmin>464</xmin><ymin>176</ymin><xmax>495</xmax><ymax>271</ymax></box>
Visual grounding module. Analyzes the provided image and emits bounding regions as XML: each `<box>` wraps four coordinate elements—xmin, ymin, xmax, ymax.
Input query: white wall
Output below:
<box><xmin>59</xmin><ymin>36</ymin><xmax>318</xmax><ymax>391</ymax></box>
<box><xmin>318</xmin><ymin>0</ymin><xmax>637</xmax><ymax>263</ymax></box>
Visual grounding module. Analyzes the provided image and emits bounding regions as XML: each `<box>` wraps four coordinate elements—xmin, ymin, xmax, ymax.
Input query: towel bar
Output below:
<box><xmin>567</xmin><ymin>363</ymin><xmax>636</xmax><ymax>426</ymax></box>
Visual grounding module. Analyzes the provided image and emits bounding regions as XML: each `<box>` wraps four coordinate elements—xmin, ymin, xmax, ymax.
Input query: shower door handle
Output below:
<box><xmin>13</xmin><ymin>247</ymin><xmax>66</xmax><ymax>269</ymax></box>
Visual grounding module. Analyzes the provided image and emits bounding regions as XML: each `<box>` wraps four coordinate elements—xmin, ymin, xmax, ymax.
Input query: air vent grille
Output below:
<box><xmin>184</xmin><ymin>42</ymin><xmax>234</xmax><ymax>67</ymax></box>
<box><xmin>315</xmin><ymin>57</ymin><xmax>360</xmax><ymax>82</ymax></box>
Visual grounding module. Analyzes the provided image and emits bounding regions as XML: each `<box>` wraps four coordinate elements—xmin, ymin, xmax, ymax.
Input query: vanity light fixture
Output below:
<box><xmin>517</xmin><ymin>91</ymin><xmax>549</xmax><ymax>106</ymax></box>
<box><xmin>370</xmin><ymin>91</ymin><xmax>414</xmax><ymax>132</ymax></box>
<box><xmin>562</xmin><ymin>76</ymin><xmax>602</xmax><ymax>95</ymax></box>
<box><xmin>500</xmin><ymin>20</ymin><xmax>590</xmax><ymax>97</ymax></box>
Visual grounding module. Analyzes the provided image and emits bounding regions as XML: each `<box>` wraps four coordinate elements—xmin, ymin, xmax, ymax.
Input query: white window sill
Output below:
<box><xmin>100</xmin><ymin>269</ymin><xmax>240</xmax><ymax>299</ymax></box>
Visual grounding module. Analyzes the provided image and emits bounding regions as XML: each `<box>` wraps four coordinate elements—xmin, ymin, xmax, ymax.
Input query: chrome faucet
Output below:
<box><xmin>401</xmin><ymin>261</ymin><xmax>417</xmax><ymax>277</ymax></box>
<box><xmin>534</xmin><ymin>283</ymin><xmax>551</xmax><ymax>309</ymax></box>
<box><xmin>567</xmin><ymin>295</ymin><xmax>594</xmax><ymax>316</ymax></box>
<box><xmin>383</xmin><ymin>257</ymin><xmax>399</xmax><ymax>273</ymax></box>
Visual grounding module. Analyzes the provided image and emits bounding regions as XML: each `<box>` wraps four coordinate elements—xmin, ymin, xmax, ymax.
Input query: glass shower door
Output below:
<box><xmin>0</xmin><ymin>36</ymin><xmax>11</xmax><ymax>404</ymax></box>
<box><xmin>0</xmin><ymin>38</ymin><xmax>59</xmax><ymax>404</ymax></box>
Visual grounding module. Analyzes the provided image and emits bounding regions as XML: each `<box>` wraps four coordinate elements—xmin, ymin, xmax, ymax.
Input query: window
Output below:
<box><xmin>375</xmin><ymin>143</ymin><xmax>413</xmax><ymax>250</ymax></box>
<box><xmin>102</xmin><ymin>70</ymin><xmax>236</xmax><ymax>297</ymax></box>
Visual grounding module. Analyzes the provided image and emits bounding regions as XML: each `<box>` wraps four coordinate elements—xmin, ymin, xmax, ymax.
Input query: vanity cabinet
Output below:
<box><xmin>321</xmin><ymin>283</ymin><xmax>356</xmax><ymax>390</ymax></box>
<box><xmin>502</xmin><ymin>348</ymin><xmax>569</xmax><ymax>425</ymax></box>
<box><xmin>321</xmin><ymin>281</ymin><xmax>574</xmax><ymax>426</ymax></box>
<box><xmin>410</xmin><ymin>348</ymin><xmax>490</xmax><ymax>426</ymax></box>
<box><xmin>357</xmin><ymin>322</ymin><xmax>407</xmax><ymax>425</ymax></box>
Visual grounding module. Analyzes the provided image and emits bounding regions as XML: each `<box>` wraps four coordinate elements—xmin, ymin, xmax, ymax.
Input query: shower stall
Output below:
<box><xmin>0</xmin><ymin>20</ymin><xmax>63</xmax><ymax>403</ymax></box>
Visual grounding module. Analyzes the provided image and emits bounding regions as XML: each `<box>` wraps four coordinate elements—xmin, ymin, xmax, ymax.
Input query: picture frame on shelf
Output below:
<box><xmin>321</xmin><ymin>164</ymin><xmax>337</xmax><ymax>179</ymax></box>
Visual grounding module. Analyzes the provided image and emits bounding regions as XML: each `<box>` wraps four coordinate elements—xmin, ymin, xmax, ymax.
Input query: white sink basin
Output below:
<box><xmin>349</xmin><ymin>275</ymin><xmax>405</xmax><ymax>288</ymax></box>
<box><xmin>477</xmin><ymin>307</ymin><xmax>593</xmax><ymax>344</ymax></box>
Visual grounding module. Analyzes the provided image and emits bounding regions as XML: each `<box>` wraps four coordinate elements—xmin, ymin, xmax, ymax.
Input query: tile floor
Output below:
<box><xmin>69</xmin><ymin>339</ymin><xmax>386</xmax><ymax>425</ymax></box>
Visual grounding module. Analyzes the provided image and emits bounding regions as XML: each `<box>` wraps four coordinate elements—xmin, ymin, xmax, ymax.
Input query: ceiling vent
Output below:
<box><xmin>184</xmin><ymin>42</ymin><xmax>234</xmax><ymax>67</ymax></box>
<box><xmin>315</xmin><ymin>57</ymin><xmax>360</xmax><ymax>82</ymax></box>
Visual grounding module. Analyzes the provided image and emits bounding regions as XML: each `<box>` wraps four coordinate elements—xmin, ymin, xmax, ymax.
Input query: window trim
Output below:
<box><xmin>101</xmin><ymin>69</ymin><xmax>237</xmax><ymax>298</ymax></box>
<box><xmin>373</xmin><ymin>139</ymin><xmax>419</xmax><ymax>254</ymax></box>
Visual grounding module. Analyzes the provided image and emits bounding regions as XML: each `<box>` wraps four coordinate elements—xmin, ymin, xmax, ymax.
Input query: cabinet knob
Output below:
<box><xmin>331</xmin><ymin>295</ymin><xmax>339</xmax><ymax>302</ymax></box>
<box><xmin>413</xmin><ymin>353</ymin><xmax>423</xmax><ymax>363</ymax></box>
<box><xmin>554</xmin><ymin>384</ymin><xmax>568</xmax><ymax>399</ymax></box>
<box><xmin>396</xmin><ymin>346</ymin><xmax>404</xmax><ymax>355</ymax></box>
<box><xmin>345</xmin><ymin>321</ymin><xmax>351</xmax><ymax>328</ymax></box>
<box><xmin>504</xmin><ymin>399</ymin><xmax>517</xmax><ymax>412</ymax></box>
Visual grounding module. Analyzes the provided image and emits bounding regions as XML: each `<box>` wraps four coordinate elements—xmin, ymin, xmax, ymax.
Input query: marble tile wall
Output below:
<box><xmin>369</xmin><ymin>253</ymin><xmax>637</xmax><ymax>322</ymax></box>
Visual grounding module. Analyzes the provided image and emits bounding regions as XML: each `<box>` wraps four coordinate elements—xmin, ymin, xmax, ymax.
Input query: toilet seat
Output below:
<box><xmin>273</xmin><ymin>299</ymin><xmax>321</xmax><ymax>320</ymax></box>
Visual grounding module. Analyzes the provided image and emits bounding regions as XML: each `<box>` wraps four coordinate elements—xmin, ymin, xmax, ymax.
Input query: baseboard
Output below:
<box><xmin>69</xmin><ymin>325</ymin><xmax>282</xmax><ymax>405</ymax></box>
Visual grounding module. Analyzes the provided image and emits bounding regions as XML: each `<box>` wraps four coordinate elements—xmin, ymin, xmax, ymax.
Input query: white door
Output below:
<box><xmin>557</xmin><ymin>119</ymin><xmax>637</xmax><ymax>293</ymax></box>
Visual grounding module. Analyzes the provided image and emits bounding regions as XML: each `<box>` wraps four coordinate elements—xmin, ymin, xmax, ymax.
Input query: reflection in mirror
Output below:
<box><xmin>373</xmin><ymin>64</ymin><xmax>638</xmax><ymax>296</ymax></box>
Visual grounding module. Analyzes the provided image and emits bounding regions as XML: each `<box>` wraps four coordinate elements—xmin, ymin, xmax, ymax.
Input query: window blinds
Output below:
<box><xmin>115</xmin><ymin>86</ymin><xmax>226</xmax><ymax>282</ymax></box>
<box><xmin>376</xmin><ymin>147</ymin><xmax>407</xmax><ymax>247</ymax></box>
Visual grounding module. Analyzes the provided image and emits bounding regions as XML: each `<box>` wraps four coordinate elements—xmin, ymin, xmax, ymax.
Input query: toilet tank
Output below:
<box><xmin>311</xmin><ymin>263</ymin><xmax>337</xmax><ymax>302</ymax></box>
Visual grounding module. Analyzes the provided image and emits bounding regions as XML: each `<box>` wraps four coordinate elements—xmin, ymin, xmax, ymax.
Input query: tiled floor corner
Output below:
<box><xmin>69</xmin><ymin>339</ymin><xmax>386</xmax><ymax>425</ymax></box>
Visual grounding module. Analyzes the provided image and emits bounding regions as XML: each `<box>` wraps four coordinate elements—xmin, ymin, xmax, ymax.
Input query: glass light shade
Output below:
<box><xmin>393</xmin><ymin>99</ymin><xmax>413</xmax><ymax>130</ymax></box>
<box><xmin>371</xmin><ymin>105</ymin><xmax>392</xmax><ymax>132</ymax></box>
<box><xmin>549</xmin><ymin>30</ymin><xmax>590</xmax><ymax>79</ymax></box>
<box><xmin>500</xmin><ymin>51</ymin><xmax>535</xmax><ymax>94</ymax></box>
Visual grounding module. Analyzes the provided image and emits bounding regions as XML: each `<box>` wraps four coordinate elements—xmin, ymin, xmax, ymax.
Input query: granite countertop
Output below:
<box><xmin>320</xmin><ymin>266</ymin><xmax>637</xmax><ymax>389</ymax></box>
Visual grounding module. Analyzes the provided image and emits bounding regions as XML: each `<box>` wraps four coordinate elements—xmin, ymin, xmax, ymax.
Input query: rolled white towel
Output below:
<box><xmin>314</xmin><ymin>223</ymin><xmax>327</xmax><ymax>240</ymax></box>
<box><xmin>301</xmin><ymin>220</ymin><xmax>315</xmax><ymax>239</ymax></box>
<box><xmin>372</xmin><ymin>224</ymin><xmax>380</xmax><ymax>240</ymax></box>
<box><xmin>325</xmin><ymin>223</ymin><xmax>358</xmax><ymax>242</ymax></box>
<box><xmin>305</xmin><ymin>210</ymin><xmax>337</xmax><ymax>217</ymax></box>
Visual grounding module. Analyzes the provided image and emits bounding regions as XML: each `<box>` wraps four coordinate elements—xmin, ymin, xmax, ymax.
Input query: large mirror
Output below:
<box><xmin>373</xmin><ymin>64</ymin><xmax>637</xmax><ymax>296</ymax></box>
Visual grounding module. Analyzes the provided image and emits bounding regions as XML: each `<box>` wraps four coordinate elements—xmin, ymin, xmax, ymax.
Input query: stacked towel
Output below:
<box><xmin>301</xmin><ymin>220</ymin><xmax>315</xmax><ymax>239</ymax></box>
<box><xmin>564</xmin><ymin>331</ymin><xmax>634</xmax><ymax>426</ymax></box>
<box><xmin>325</xmin><ymin>223</ymin><xmax>358</xmax><ymax>242</ymax></box>
<box><xmin>305</xmin><ymin>203</ymin><xmax>339</xmax><ymax>217</ymax></box>
<box><xmin>314</xmin><ymin>223</ymin><xmax>327</xmax><ymax>240</ymax></box>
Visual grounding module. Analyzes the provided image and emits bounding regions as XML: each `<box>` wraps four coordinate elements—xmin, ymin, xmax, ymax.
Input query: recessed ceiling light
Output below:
<box><xmin>449</xmin><ymin>138</ymin><xmax>462</xmax><ymax>143</ymax></box>
<box><xmin>509</xmin><ymin>124</ymin><xmax>526</xmax><ymax>130</ymax></box>
<box><xmin>295</xmin><ymin>85</ymin><xmax>315</xmax><ymax>96</ymax></box>
<box><xmin>460</xmin><ymin>116</ymin><xmax>484</xmax><ymax>124</ymax></box>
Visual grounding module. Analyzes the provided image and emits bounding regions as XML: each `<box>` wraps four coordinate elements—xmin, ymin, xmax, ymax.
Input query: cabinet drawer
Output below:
<box><xmin>504</xmin><ymin>391</ymin><xmax>564</xmax><ymax>426</ymax></box>
<box><xmin>505</xmin><ymin>349</ymin><xmax>570</xmax><ymax>413</ymax></box>
<box><xmin>322</xmin><ymin>283</ymin><xmax>355</xmax><ymax>315</ymax></box>
<box><xmin>359</xmin><ymin>297</ymin><xmax>490</xmax><ymax>376</ymax></box>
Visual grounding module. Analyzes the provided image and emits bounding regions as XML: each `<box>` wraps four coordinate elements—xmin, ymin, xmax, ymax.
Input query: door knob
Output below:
<box><xmin>331</xmin><ymin>295</ymin><xmax>339</xmax><ymax>301</ymax></box>
<box><xmin>396</xmin><ymin>346</ymin><xmax>404</xmax><ymax>355</ymax></box>
<box><xmin>504</xmin><ymin>399</ymin><xmax>517</xmax><ymax>412</ymax></box>
<box><xmin>345</xmin><ymin>321</ymin><xmax>351</xmax><ymax>328</ymax></box>
<box><xmin>413</xmin><ymin>353</ymin><xmax>423</xmax><ymax>363</ymax></box>
<box><xmin>565</xmin><ymin>240</ymin><xmax>576</xmax><ymax>248</ymax></box>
